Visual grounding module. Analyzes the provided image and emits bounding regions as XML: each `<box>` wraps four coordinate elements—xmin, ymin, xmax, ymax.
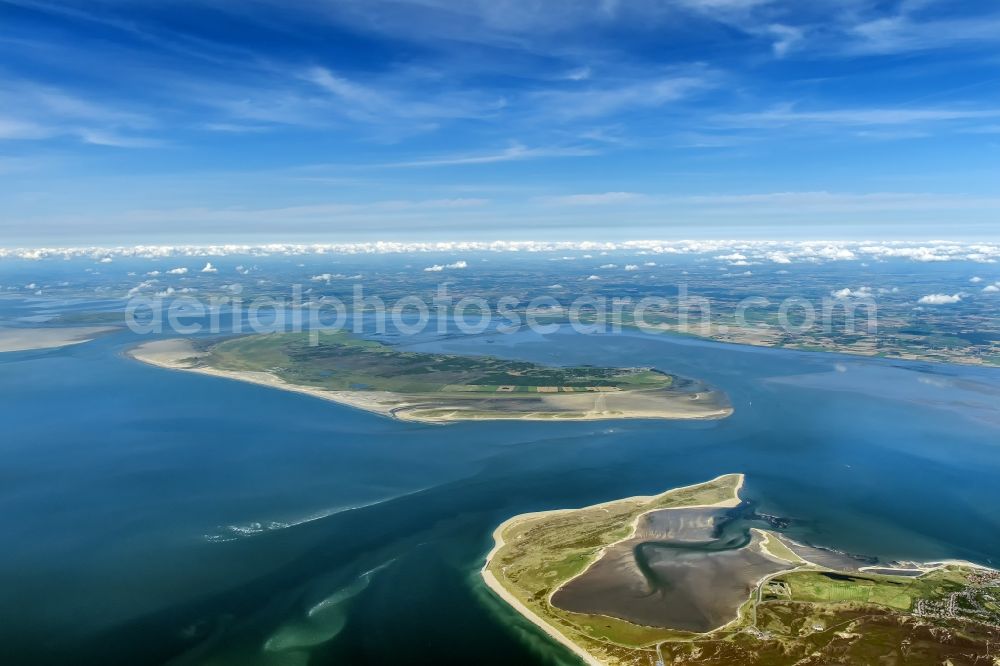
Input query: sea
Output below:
<box><xmin>1</xmin><ymin>297</ymin><xmax>999</xmax><ymax>665</ymax></box>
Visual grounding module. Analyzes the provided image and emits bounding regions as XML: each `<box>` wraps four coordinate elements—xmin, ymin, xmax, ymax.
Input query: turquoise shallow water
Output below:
<box><xmin>1</xmin><ymin>312</ymin><xmax>999</xmax><ymax>664</ymax></box>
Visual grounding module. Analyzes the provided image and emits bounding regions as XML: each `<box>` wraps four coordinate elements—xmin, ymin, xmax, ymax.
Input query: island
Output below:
<box><xmin>483</xmin><ymin>474</ymin><xmax>1000</xmax><ymax>665</ymax></box>
<box><xmin>128</xmin><ymin>331</ymin><xmax>732</xmax><ymax>424</ymax></box>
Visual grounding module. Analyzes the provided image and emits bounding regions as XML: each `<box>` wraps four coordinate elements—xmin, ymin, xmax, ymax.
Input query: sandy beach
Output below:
<box><xmin>481</xmin><ymin>514</ymin><xmax>605</xmax><ymax>666</ymax></box>
<box><xmin>128</xmin><ymin>338</ymin><xmax>407</xmax><ymax>419</ymax></box>
<box><xmin>0</xmin><ymin>326</ymin><xmax>119</xmax><ymax>353</ymax></box>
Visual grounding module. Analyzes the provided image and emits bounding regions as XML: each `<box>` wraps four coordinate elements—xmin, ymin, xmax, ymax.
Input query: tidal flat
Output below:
<box><xmin>551</xmin><ymin>509</ymin><xmax>794</xmax><ymax>633</ymax></box>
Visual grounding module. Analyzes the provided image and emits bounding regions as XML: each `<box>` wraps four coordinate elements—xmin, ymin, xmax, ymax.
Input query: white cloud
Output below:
<box><xmin>624</xmin><ymin>264</ymin><xmax>638</xmax><ymax>271</ymax></box>
<box><xmin>768</xmin><ymin>252</ymin><xmax>792</xmax><ymax>264</ymax></box>
<box><xmin>0</xmin><ymin>116</ymin><xmax>52</xmax><ymax>140</ymax></box>
<box><xmin>970</xmin><ymin>276</ymin><xmax>983</xmax><ymax>283</ymax></box>
<box><xmin>298</xmin><ymin>65</ymin><xmax>502</xmax><ymax>128</ymax></box>
<box><xmin>846</xmin><ymin>13</ymin><xmax>1000</xmax><ymax>56</ymax></box>
<box><xmin>424</xmin><ymin>260</ymin><xmax>467</xmax><ymax>272</ymax></box>
<box><xmin>387</xmin><ymin>143</ymin><xmax>596</xmax><ymax>168</ymax></box>
<box><xmin>719</xmin><ymin>106</ymin><xmax>1000</xmax><ymax>127</ymax></box>
<box><xmin>831</xmin><ymin>287</ymin><xmax>872</xmax><ymax>299</ymax></box>
<box><xmin>542</xmin><ymin>191</ymin><xmax>642</xmax><ymax>206</ymax></box>
<box><xmin>127</xmin><ymin>279</ymin><xmax>157</xmax><ymax>296</ymax></box>
<box><xmin>0</xmin><ymin>82</ymin><xmax>159</xmax><ymax>148</ymax></box>
<box><xmin>2</xmin><ymin>240</ymin><xmax>999</xmax><ymax>267</ymax></box>
<box><xmin>586</xmin><ymin>274</ymin><xmax>601</xmax><ymax>280</ymax></box>
<box><xmin>983</xmin><ymin>284</ymin><xmax>999</xmax><ymax>293</ymax></box>
<box><xmin>599</xmin><ymin>263</ymin><xmax>617</xmax><ymax>269</ymax></box>
<box><xmin>304</xmin><ymin>67</ymin><xmax>387</xmax><ymax>111</ymax></box>
<box><xmin>532</xmin><ymin>74</ymin><xmax>712</xmax><ymax>119</ymax></box>
<box><xmin>201</xmin><ymin>262</ymin><xmax>218</xmax><ymax>273</ymax></box>
<box><xmin>311</xmin><ymin>273</ymin><xmax>348</xmax><ymax>283</ymax></box>
<box><xmin>78</xmin><ymin>130</ymin><xmax>164</xmax><ymax>149</ymax></box>
<box><xmin>917</xmin><ymin>293</ymin><xmax>962</xmax><ymax>305</ymax></box>
<box><xmin>767</xmin><ymin>23</ymin><xmax>804</xmax><ymax>57</ymax></box>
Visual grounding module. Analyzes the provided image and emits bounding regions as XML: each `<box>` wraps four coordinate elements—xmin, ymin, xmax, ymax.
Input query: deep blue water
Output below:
<box><xmin>1</xmin><ymin>308</ymin><xmax>999</xmax><ymax>665</ymax></box>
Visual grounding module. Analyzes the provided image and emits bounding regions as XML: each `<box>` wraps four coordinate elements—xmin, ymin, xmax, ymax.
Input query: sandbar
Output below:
<box><xmin>0</xmin><ymin>326</ymin><xmax>118</xmax><ymax>352</ymax></box>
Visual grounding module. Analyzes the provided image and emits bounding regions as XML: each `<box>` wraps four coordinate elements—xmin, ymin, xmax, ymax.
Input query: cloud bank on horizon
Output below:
<box><xmin>3</xmin><ymin>240</ymin><xmax>999</xmax><ymax>265</ymax></box>
<box><xmin>1</xmin><ymin>0</ymin><xmax>999</xmax><ymax>242</ymax></box>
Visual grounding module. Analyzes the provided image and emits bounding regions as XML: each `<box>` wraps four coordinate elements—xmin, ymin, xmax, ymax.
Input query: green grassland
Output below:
<box><xmin>766</xmin><ymin>569</ymin><xmax>960</xmax><ymax>610</ymax></box>
<box><xmin>205</xmin><ymin>330</ymin><xmax>674</xmax><ymax>394</ymax></box>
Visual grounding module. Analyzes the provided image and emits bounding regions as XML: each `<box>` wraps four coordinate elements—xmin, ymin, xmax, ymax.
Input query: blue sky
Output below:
<box><xmin>2</xmin><ymin>0</ymin><xmax>1000</xmax><ymax>245</ymax></box>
